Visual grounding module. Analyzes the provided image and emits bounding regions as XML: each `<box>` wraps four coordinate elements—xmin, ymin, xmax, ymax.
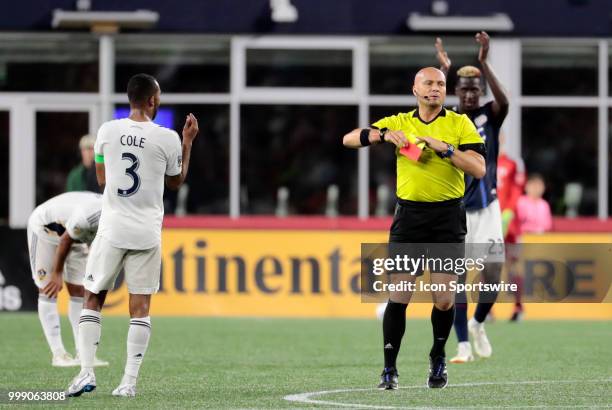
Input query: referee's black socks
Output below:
<box><xmin>430</xmin><ymin>304</ymin><xmax>456</xmax><ymax>359</ymax></box>
<box><xmin>382</xmin><ymin>301</ymin><xmax>408</xmax><ymax>369</ymax></box>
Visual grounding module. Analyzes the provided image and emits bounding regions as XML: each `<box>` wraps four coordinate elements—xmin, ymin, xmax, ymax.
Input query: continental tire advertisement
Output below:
<box><xmin>2</xmin><ymin>226</ymin><xmax>611</xmax><ymax>318</ymax></box>
<box><xmin>62</xmin><ymin>230</ymin><xmax>611</xmax><ymax>319</ymax></box>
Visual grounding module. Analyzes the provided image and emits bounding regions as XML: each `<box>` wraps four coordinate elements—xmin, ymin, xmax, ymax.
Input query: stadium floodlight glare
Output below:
<box><xmin>407</xmin><ymin>13</ymin><xmax>514</xmax><ymax>32</ymax></box>
<box><xmin>270</xmin><ymin>0</ymin><xmax>298</xmax><ymax>23</ymax></box>
<box><xmin>51</xmin><ymin>9</ymin><xmax>159</xmax><ymax>32</ymax></box>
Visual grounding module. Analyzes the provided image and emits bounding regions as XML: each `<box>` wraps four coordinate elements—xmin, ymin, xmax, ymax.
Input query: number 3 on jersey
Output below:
<box><xmin>118</xmin><ymin>152</ymin><xmax>141</xmax><ymax>197</ymax></box>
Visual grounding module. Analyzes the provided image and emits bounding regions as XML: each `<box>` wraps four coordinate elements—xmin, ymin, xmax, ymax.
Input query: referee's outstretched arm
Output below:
<box><xmin>343</xmin><ymin>128</ymin><xmax>406</xmax><ymax>149</ymax></box>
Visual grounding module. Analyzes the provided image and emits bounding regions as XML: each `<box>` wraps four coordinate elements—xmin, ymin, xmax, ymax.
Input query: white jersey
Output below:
<box><xmin>94</xmin><ymin>118</ymin><xmax>182</xmax><ymax>250</ymax></box>
<box><xmin>28</xmin><ymin>191</ymin><xmax>102</xmax><ymax>245</ymax></box>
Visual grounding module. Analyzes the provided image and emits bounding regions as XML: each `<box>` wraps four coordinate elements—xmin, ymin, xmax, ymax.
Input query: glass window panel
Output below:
<box><xmin>0</xmin><ymin>34</ymin><xmax>98</xmax><ymax>92</ymax></box>
<box><xmin>0</xmin><ymin>111</ymin><xmax>7</xmax><ymax>224</ymax></box>
<box><xmin>521</xmin><ymin>107</ymin><xmax>598</xmax><ymax>216</ymax></box>
<box><xmin>522</xmin><ymin>42</ymin><xmax>597</xmax><ymax>96</ymax></box>
<box><xmin>369</xmin><ymin>37</ymin><xmax>481</xmax><ymax>95</ymax></box>
<box><xmin>115</xmin><ymin>35</ymin><xmax>230</xmax><ymax>93</ymax></box>
<box><xmin>114</xmin><ymin>104</ymin><xmax>230</xmax><ymax>214</ymax></box>
<box><xmin>36</xmin><ymin>112</ymin><xmax>89</xmax><ymax>205</ymax></box>
<box><xmin>246</xmin><ymin>49</ymin><xmax>352</xmax><ymax>88</ymax></box>
<box><xmin>241</xmin><ymin>105</ymin><xmax>357</xmax><ymax>215</ymax></box>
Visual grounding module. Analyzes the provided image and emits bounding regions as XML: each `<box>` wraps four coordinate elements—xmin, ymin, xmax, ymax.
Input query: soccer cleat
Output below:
<box><xmin>449</xmin><ymin>341</ymin><xmax>474</xmax><ymax>364</ymax></box>
<box><xmin>377</xmin><ymin>367</ymin><xmax>399</xmax><ymax>390</ymax></box>
<box><xmin>427</xmin><ymin>356</ymin><xmax>448</xmax><ymax>389</ymax></box>
<box><xmin>112</xmin><ymin>384</ymin><xmax>136</xmax><ymax>397</ymax></box>
<box><xmin>66</xmin><ymin>370</ymin><xmax>96</xmax><ymax>397</ymax></box>
<box><xmin>468</xmin><ymin>318</ymin><xmax>492</xmax><ymax>358</ymax></box>
<box><xmin>52</xmin><ymin>352</ymin><xmax>79</xmax><ymax>367</ymax></box>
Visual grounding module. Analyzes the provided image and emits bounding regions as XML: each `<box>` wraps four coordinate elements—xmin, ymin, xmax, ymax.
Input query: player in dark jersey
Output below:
<box><xmin>437</xmin><ymin>32</ymin><xmax>509</xmax><ymax>362</ymax></box>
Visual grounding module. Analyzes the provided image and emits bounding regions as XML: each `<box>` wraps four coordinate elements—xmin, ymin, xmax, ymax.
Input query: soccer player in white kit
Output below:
<box><xmin>27</xmin><ymin>191</ymin><xmax>108</xmax><ymax>367</ymax></box>
<box><xmin>66</xmin><ymin>73</ymin><xmax>199</xmax><ymax>398</ymax></box>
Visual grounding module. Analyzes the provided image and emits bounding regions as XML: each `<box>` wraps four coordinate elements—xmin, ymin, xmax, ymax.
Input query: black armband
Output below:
<box><xmin>360</xmin><ymin>129</ymin><xmax>371</xmax><ymax>146</ymax></box>
<box><xmin>458</xmin><ymin>143</ymin><xmax>486</xmax><ymax>158</ymax></box>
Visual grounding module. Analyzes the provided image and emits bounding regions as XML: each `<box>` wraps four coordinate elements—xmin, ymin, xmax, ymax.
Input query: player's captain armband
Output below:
<box><xmin>94</xmin><ymin>154</ymin><xmax>104</xmax><ymax>163</ymax></box>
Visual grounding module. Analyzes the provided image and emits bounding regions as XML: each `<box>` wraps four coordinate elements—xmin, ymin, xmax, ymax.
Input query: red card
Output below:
<box><xmin>399</xmin><ymin>143</ymin><xmax>423</xmax><ymax>161</ymax></box>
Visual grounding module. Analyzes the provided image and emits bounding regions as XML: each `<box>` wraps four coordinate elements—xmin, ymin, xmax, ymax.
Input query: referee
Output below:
<box><xmin>343</xmin><ymin>67</ymin><xmax>485</xmax><ymax>389</ymax></box>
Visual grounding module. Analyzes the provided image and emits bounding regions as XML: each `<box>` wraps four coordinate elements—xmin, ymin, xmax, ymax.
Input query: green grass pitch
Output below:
<box><xmin>0</xmin><ymin>313</ymin><xmax>610</xmax><ymax>408</ymax></box>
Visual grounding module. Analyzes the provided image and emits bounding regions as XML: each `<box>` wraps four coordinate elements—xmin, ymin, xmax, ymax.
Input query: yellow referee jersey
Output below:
<box><xmin>372</xmin><ymin>108</ymin><xmax>483</xmax><ymax>202</ymax></box>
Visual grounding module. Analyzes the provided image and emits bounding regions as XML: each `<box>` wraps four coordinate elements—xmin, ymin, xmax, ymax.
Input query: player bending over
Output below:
<box><xmin>27</xmin><ymin>191</ymin><xmax>108</xmax><ymax>367</ymax></box>
<box><xmin>66</xmin><ymin>73</ymin><xmax>199</xmax><ymax>398</ymax></box>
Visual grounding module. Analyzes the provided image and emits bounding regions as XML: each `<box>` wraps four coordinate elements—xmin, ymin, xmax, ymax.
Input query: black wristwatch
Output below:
<box><xmin>437</xmin><ymin>143</ymin><xmax>455</xmax><ymax>158</ymax></box>
<box><xmin>379</xmin><ymin>128</ymin><xmax>388</xmax><ymax>143</ymax></box>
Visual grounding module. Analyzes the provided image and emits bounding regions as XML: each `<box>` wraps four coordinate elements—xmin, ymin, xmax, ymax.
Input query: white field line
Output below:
<box><xmin>283</xmin><ymin>379</ymin><xmax>612</xmax><ymax>409</ymax></box>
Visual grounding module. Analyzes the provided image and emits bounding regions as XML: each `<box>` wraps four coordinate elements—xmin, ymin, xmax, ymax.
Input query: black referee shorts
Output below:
<box><xmin>388</xmin><ymin>197</ymin><xmax>466</xmax><ymax>275</ymax></box>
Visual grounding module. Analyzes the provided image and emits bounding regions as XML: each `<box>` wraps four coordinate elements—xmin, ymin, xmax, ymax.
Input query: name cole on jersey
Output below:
<box><xmin>120</xmin><ymin>134</ymin><xmax>146</xmax><ymax>149</ymax></box>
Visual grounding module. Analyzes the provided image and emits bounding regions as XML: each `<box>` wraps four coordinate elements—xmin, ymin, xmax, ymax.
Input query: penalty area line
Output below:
<box><xmin>283</xmin><ymin>379</ymin><xmax>612</xmax><ymax>409</ymax></box>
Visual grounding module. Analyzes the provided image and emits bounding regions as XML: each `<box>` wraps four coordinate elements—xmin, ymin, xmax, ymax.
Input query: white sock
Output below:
<box><xmin>68</xmin><ymin>296</ymin><xmax>83</xmax><ymax>355</ymax></box>
<box><xmin>469</xmin><ymin>317</ymin><xmax>483</xmax><ymax>328</ymax></box>
<box><xmin>37</xmin><ymin>295</ymin><xmax>66</xmax><ymax>356</ymax></box>
<box><xmin>122</xmin><ymin>317</ymin><xmax>151</xmax><ymax>386</ymax></box>
<box><xmin>78</xmin><ymin>308</ymin><xmax>101</xmax><ymax>373</ymax></box>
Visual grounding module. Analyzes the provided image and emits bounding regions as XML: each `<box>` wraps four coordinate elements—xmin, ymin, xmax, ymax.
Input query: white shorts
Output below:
<box><xmin>466</xmin><ymin>199</ymin><xmax>505</xmax><ymax>263</ymax></box>
<box><xmin>84</xmin><ymin>235</ymin><xmax>161</xmax><ymax>295</ymax></box>
<box><xmin>27</xmin><ymin>228</ymin><xmax>87</xmax><ymax>288</ymax></box>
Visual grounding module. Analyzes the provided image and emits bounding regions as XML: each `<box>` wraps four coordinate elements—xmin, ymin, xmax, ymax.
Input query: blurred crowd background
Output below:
<box><xmin>0</xmin><ymin>0</ymin><xmax>610</xmax><ymax>226</ymax></box>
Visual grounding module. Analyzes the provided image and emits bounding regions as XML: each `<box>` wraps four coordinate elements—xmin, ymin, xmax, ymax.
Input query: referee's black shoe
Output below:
<box><xmin>427</xmin><ymin>356</ymin><xmax>448</xmax><ymax>389</ymax></box>
<box><xmin>378</xmin><ymin>367</ymin><xmax>399</xmax><ymax>390</ymax></box>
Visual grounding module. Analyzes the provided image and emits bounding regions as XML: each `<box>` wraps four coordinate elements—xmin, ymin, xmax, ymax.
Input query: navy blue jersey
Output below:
<box><xmin>455</xmin><ymin>102</ymin><xmax>506</xmax><ymax>211</ymax></box>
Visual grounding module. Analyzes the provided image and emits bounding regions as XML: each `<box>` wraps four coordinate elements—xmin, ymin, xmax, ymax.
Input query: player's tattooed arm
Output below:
<box><xmin>476</xmin><ymin>31</ymin><xmax>509</xmax><ymax>120</ymax></box>
<box><xmin>43</xmin><ymin>232</ymin><xmax>74</xmax><ymax>298</ymax></box>
<box><xmin>166</xmin><ymin>113</ymin><xmax>199</xmax><ymax>190</ymax></box>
